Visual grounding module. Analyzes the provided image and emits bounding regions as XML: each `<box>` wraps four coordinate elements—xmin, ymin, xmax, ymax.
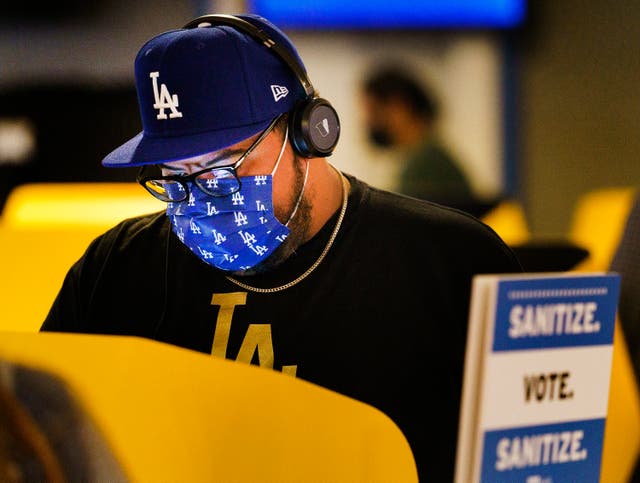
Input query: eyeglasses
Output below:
<box><xmin>137</xmin><ymin>114</ymin><xmax>283</xmax><ymax>202</ymax></box>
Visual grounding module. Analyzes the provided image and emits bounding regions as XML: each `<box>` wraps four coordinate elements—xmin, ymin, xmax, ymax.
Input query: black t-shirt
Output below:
<box><xmin>42</xmin><ymin>174</ymin><xmax>522</xmax><ymax>482</ymax></box>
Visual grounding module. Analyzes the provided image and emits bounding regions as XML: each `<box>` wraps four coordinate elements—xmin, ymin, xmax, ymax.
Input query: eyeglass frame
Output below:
<box><xmin>137</xmin><ymin>113</ymin><xmax>284</xmax><ymax>202</ymax></box>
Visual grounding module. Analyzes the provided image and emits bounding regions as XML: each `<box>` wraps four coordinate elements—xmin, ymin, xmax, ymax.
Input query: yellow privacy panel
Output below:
<box><xmin>0</xmin><ymin>182</ymin><xmax>164</xmax><ymax>229</ymax></box>
<box><xmin>0</xmin><ymin>226</ymin><xmax>100</xmax><ymax>332</ymax></box>
<box><xmin>0</xmin><ymin>182</ymin><xmax>163</xmax><ymax>331</ymax></box>
<box><xmin>569</xmin><ymin>186</ymin><xmax>637</xmax><ymax>272</ymax></box>
<box><xmin>480</xmin><ymin>199</ymin><xmax>530</xmax><ymax>246</ymax></box>
<box><xmin>0</xmin><ymin>332</ymin><xmax>418</xmax><ymax>483</ymax></box>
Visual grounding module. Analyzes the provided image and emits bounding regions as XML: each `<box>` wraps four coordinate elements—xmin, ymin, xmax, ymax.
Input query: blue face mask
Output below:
<box><xmin>166</xmin><ymin>127</ymin><xmax>308</xmax><ymax>272</ymax></box>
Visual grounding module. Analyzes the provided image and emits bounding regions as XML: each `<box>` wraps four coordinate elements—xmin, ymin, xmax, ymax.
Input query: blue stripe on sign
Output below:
<box><xmin>481</xmin><ymin>418</ymin><xmax>605</xmax><ymax>483</ymax></box>
<box><xmin>492</xmin><ymin>274</ymin><xmax>620</xmax><ymax>352</ymax></box>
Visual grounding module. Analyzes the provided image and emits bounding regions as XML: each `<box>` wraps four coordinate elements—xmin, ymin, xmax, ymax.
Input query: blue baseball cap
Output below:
<box><xmin>102</xmin><ymin>14</ymin><xmax>307</xmax><ymax>168</ymax></box>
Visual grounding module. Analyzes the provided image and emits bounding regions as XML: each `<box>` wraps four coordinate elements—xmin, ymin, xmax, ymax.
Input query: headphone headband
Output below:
<box><xmin>182</xmin><ymin>14</ymin><xmax>340</xmax><ymax>158</ymax></box>
<box><xmin>182</xmin><ymin>14</ymin><xmax>315</xmax><ymax>98</ymax></box>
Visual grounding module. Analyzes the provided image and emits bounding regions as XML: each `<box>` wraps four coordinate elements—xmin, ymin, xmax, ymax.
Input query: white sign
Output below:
<box><xmin>455</xmin><ymin>272</ymin><xmax>620</xmax><ymax>483</ymax></box>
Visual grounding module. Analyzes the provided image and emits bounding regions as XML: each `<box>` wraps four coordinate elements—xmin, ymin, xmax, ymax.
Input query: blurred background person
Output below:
<box><xmin>360</xmin><ymin>62</ymin><xmax>477</xmax><ymax>212</ymax></box>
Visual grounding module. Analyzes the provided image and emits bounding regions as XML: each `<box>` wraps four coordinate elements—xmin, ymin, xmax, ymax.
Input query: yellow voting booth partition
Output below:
<box><xmin>569</xmin><ymin>186</ymin><xmax>637</xmax><ymax>272</ymax></box>
<box><xmin>0</xmin><ymin>182</ymin><xmax>164</xmax><ymax>229</ymax></box>
<box><xmin>0</xmin><ymin>226</ymin><xmax>102</xmax><ymax>331</ymax></box>
<box><xmin>0</xmin><ymin>332</ymin><xmax>418</xmax><ymax>483</ymax></box>
<box><xmin>0</xmin><ymin>182</ymin><xmax>165</xmax><ymax>331</ymax></box>
<box><xmin>480</xmin><ymin>199</ymin><xmax>531</xmax><ymax>246</ymax></box>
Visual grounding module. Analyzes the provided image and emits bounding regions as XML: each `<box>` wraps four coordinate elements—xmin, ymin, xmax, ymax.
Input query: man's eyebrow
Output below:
<box><xmin>160</xmin><ymin>148</ymin><xmax>246</xmax><ymax>171</ymax></box>
<box><xmin>209</xmin><ymin>148</ymin><xmax>246</xmax><ymax>165</ymax></box>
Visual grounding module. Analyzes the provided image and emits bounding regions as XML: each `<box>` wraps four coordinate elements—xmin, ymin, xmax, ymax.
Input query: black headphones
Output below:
<box><xmin>182</xmin><ymin>14</ymin><xmax>340</xmax><ymax>158</ymax></box>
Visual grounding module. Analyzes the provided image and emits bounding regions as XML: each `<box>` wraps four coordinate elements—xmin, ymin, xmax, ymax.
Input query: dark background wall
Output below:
<box><xmin>517</xmin><ymin>1</ymin><xmax>640</xmax><ymax>237</ymax></box>
<box><xmin>0</xmin><ymin>0</ymin><xmax>198</xmax><ymax>208</ymax></box>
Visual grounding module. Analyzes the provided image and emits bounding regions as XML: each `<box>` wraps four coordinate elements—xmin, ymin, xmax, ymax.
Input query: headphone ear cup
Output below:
<box><xmin>289</xmin><ymin>97</ymin><xmax>340</xmax><ymax>158</ymax></box>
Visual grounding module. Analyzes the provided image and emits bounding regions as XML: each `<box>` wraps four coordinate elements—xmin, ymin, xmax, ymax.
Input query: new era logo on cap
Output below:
<box><xmin>271</xmin><ymin>85</ymin><xmax>289</xmax><ymax>102</ymax></box>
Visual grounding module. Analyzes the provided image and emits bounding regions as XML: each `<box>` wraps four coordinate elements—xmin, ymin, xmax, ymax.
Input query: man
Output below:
<box><xmin>41</xmin><ymin>14</ymin><xmax>522</xmax><ymax>481</ymax></box>
<box><xmin>360</xmin><ymin>63</ymin><xmax>476</xmax><ymax>210</ymax></box>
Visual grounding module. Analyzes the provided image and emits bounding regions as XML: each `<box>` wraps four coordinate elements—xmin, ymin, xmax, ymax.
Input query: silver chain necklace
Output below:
<box><xmin>225</xmin><ymin>171</ymin><xmax>349</xmax><ymax>293</ymax></box>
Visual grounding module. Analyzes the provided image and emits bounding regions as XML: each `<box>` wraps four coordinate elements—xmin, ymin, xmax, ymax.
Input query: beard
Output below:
<box><xmin>230</xmin><ymin>157</ymin><xmax>311</xmax><ymax>277</ymax></box>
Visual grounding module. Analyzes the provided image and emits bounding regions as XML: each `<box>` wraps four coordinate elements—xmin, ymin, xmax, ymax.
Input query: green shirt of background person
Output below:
<box><xmin>400</xmin><ymin>135</ymin><xmax>473</xmax><ymax>201</ymax></box>
<box><xmin>361</xmin><ymin>63</ymin><xmax>474</xmax><ymax>205</ymax></box>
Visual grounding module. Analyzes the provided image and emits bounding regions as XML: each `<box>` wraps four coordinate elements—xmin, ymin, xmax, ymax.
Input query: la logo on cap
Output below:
<box><xmin>150</xmin><ymin>72</ymin><xmax>183</xmax><ymax>120</ymax></box>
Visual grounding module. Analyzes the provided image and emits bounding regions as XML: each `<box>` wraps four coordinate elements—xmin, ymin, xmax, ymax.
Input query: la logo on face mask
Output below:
<box><xmin>150</xmin><ymin>71</ymin><xmax>183</xmax><ymax>120</ymax></box>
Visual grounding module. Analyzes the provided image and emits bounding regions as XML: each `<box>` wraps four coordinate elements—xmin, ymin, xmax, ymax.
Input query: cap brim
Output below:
<box><xmin>102</xmin><ymin>118</ymin><xmax>273</xmax><ymax>168</ymax></box>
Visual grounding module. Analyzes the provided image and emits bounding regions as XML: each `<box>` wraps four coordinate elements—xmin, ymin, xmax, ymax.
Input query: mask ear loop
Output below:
<box><xmin>270</xmin><ymin>122</ymin><xmax>289</xmax><ymax>176</ymax></box>
<box><xmin>270</xmin><ymin>123</ymin><xmax>310</xmax><ymax>227</ymax></box>
<box><xmin>275</xmin><ymin>124</ymin><xmax>310</xmax><ymax>227</ymax></box>
<box><xmin>285</xmin><ymin>158</ymin><xmax>309</xmax><ymax>227</ymax></box>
